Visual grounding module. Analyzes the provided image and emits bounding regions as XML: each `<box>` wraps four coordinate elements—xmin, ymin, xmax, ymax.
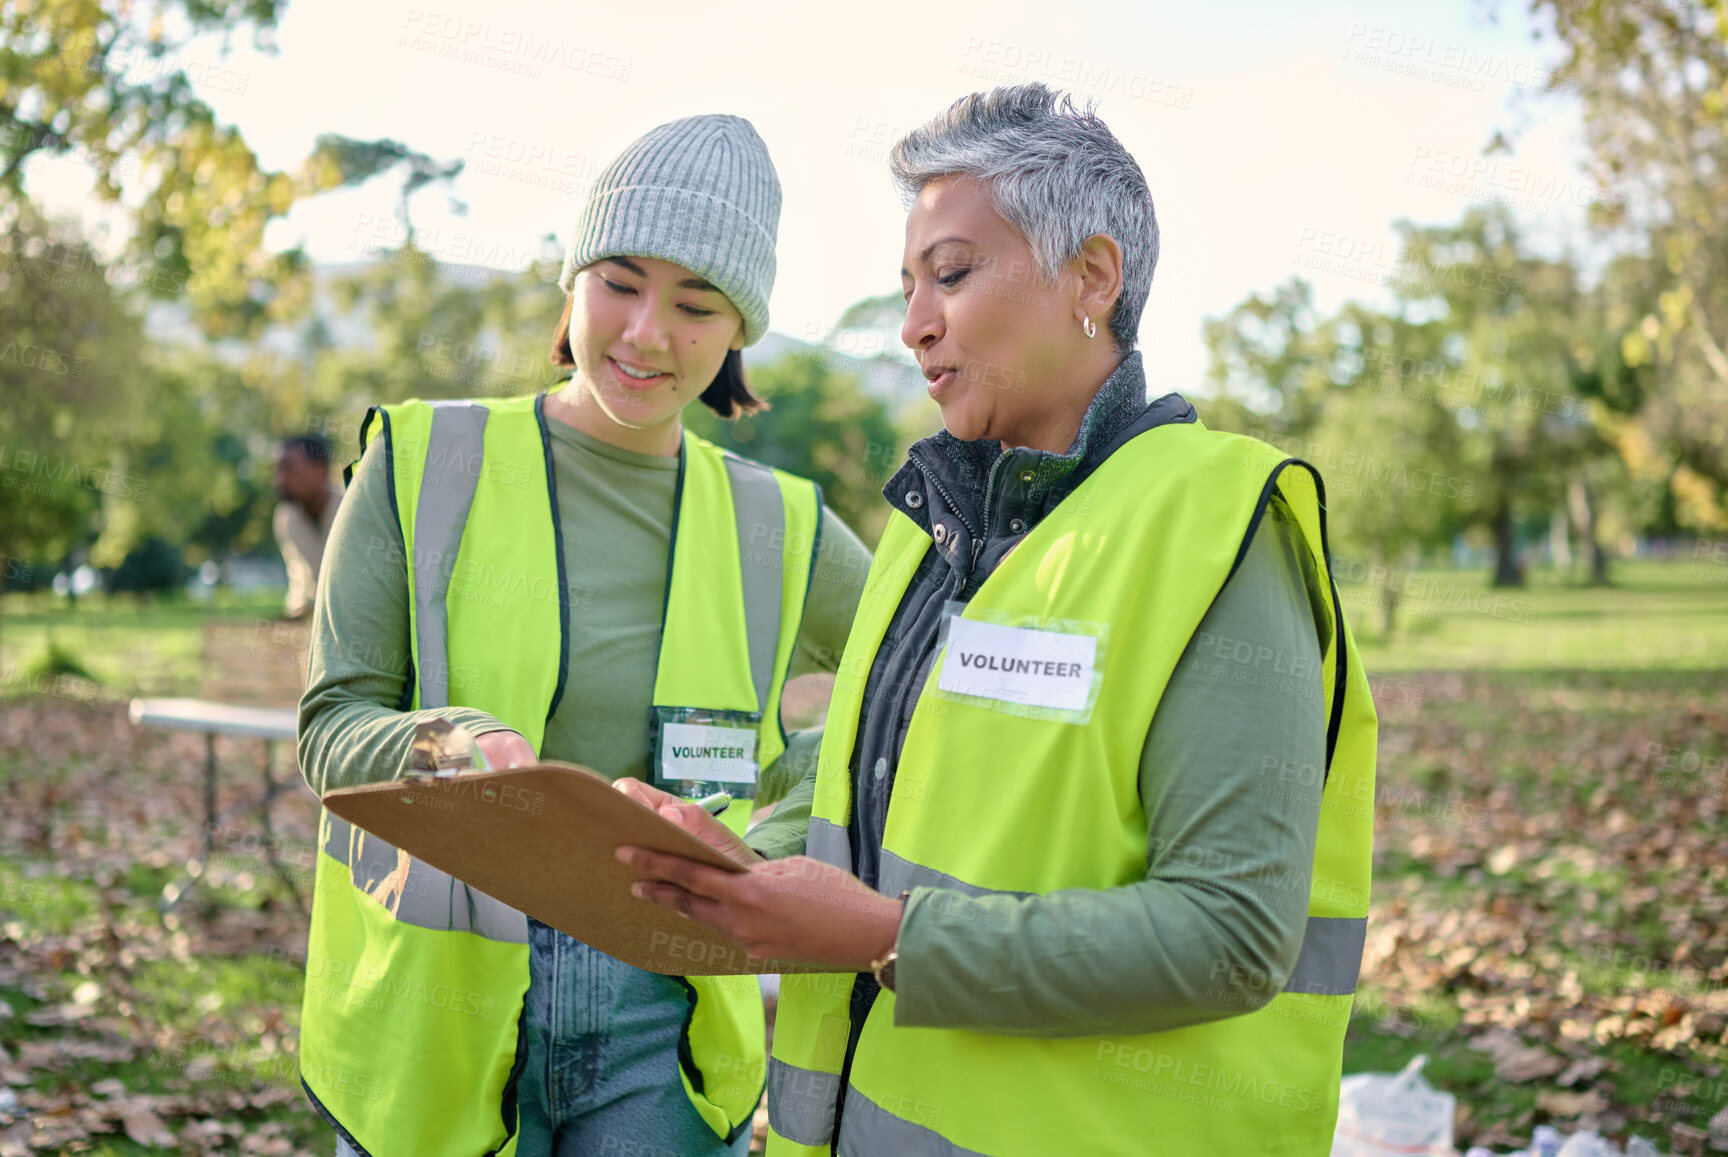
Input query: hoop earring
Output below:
<box><xmin>1082</xmin><ymin>315</ymin><xmax>1097</xmax><ymax>339</ymax></box>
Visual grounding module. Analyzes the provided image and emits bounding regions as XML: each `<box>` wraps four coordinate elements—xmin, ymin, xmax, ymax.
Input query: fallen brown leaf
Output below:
<box><xmin>1470</xmin><ymin>1028</ymin><xmax>1569</xmax><ymax>1082</ymax></box>
<box><xmin>121</xmin><ymin>1103</ymin><xmax>177</xmax><ymax>1148</ymax></box>
<box><xmin>1557</xmin><ymin>1057</ymin><xmax>1608</xmax><ymax>1087</ymax></box>
<box><xmin>1536</xmin><ymin>1087</ymin><xmax>1608</xmax><ymax>1117</ymax></box>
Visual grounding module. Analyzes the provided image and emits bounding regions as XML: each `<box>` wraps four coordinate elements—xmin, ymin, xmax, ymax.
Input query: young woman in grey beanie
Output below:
<box><xmin>296</xmin><ymin>114</ymin><xmax>872</xmax><ymax>1157</ymax></box>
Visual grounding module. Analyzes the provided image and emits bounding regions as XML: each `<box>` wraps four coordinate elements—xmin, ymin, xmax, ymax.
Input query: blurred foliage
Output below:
<box><xmin>2</xmin><ymin>0</ymin><xmax>1725</xmax><ymax>608</ymax></box>
<box><xmin>0</xmin><ymin>201</ymin><xmax>905</xmax><ymax>587</ymax></box>
<box><xmin>306</xmin><ymin>244</ymin><xmax>567</xmax><ymax>460</ymax></box>
<box><xmin>687</xmin><ymin>351</ymin><xmax>901</xmax><ymax>544</ymax></box>
<box><xmin>1521</xmin><ymin>0</ymin><xmax>1728</xmax><ymax>529</ymax></box>
<box><xmin>0</xmin><ymin>207</ymin><xmax>144</xmax><ymax>571</ymax></box>
<box><xmin>1197</xmin><ymin>1</ymin><xmax>1728</xmax><ymax>607</ymax></box>
<box><xmin>1203</xmin><ymin>207</ymin><xmax>1627</xmax><ymax>605</ymax></box>
<box><xmin>0</xmin><ymin>0</ymin><xmax>460</xmax><ymax>339</ymax></box>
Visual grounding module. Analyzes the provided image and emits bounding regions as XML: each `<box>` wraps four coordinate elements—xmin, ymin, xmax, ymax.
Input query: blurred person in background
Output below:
<box><xmin>272</xmin><ymin>433</ymin><xmax>343</xmax><ymax>619</ymax></box>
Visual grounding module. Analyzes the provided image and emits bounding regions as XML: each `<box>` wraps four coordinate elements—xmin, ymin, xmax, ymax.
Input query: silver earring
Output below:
<box><xmin>1082</xmin><ymin>315</ymin><xmax>1097</xmax><ymax>339</ymax></box>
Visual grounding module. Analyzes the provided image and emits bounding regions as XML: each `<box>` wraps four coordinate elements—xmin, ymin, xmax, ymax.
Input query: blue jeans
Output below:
<box><xmin>336</xmin><ymin>917</ymin><xmax>752</xmax><ymax>1157</ymax></box>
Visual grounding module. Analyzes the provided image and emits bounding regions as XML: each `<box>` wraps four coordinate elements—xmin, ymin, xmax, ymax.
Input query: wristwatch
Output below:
<box><xmin>870</xmin><ymin>949</ymin><xmax>898</xmax><ymax>993</ymax></box>
<box><xmin>871</xmin><ymin>891</ymin><xmax>910</xmax><ymax>992</ymax></box>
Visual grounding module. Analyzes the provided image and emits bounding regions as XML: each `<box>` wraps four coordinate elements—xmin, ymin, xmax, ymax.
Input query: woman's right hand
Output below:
<box><xmin>613</xmin><ymin>778</ymin><xmax>763</xmax><ymax>868</ymax></box>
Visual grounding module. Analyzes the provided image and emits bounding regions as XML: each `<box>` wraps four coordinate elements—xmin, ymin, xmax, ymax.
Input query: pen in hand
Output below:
<box><xmin>694</xmin><ymin>792</ymin><xmax>732</xmax><ymax>816</ymax></box>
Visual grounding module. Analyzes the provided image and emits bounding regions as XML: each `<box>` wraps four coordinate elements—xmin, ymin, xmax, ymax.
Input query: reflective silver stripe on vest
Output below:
<box><xmin>413</xmin><ymin>401</ymin><xmax>490</xmax><ymax>711</ymax></box>
<box><xmin>838</xmin><ymin>1084</ymin><xmax>988</xmax><ymax>1157</ymax></box>
<box><xmin>320</xmin><ymin>811</ymin><xmax>527</xmax><ymax>943</ymax></box>
<box><xmin>879</xmin><ymin>849</ymin><xmax>1033</xmax><ymax>902</ymax></box>
<box><xmin>1283</xmin><ymin>915</ymin><xmax>1366</xmax><ymax>995</ymax></box>
<box><xmin>722</xmin><ymin>452</ymin><xmax>785</xmax><ymax>713</ymax></box>
<box><xmin>370</xmin><ymin>401</ymin><xmax>530</xmax><ymax>944</ymax></box>
<box><xmin>323</xmin><ymin>811</ymin><xmax>352</xmax><ymax>862</ymax></box>
<box><xmin>767</xmin><ymin>1058</ymin><xmax>841</xmax><ymax>1148</ymax></box>
<box><xmin>806</xmin><ymin>816</ymin><xmax>852</xmax><ymax>871</ymax></box>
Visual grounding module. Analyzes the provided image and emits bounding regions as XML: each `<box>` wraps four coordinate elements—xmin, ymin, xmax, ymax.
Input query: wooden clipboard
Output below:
<box><xmin>324</xmin><ymin>762</ymin><xmax>800</xmax><ymax>975</ymax></box>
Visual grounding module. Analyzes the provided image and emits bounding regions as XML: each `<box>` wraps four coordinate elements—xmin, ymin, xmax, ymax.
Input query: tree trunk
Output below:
<box><xmin>1492</xmin><ymin>502</ymin><xmax>1522</xmax><ymax>588</ymax></box>
<box><xmin>1550</xmin><ymin>508</ymin><xmax>1572</xmax><ymax>574</ymax></box>
<box><xmin>64</xmin><ymin>555</ymin><xmax>78</xmax><ymax>607</ymax></box>
<box><xmin>1380</xmin><ymin>579</ymin><xmax>1400</xmax><ymax>639</ymax></box>
<box><xmin>1567</xmin><ymin>476</ymin><xmax>1610</xmax><ymax>586</ymax></box>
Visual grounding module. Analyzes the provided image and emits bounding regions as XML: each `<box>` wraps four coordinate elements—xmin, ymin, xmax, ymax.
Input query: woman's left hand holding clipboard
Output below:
<box><xmin>614</xmin><ymin>780</ymin><xmax>903</xmax><ymax>972</ymax></box>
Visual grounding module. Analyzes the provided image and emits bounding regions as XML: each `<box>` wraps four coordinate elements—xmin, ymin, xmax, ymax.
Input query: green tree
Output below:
<box><xmin>0</xmin><ymin>0</ymin><xmax>478</xmax><ymax>582</ymax></box>
<box><xmin>103</xmin><ymin>350</ymin><xmax>274</xmax><ymax>571</ymax></box>
<box><xmin>1202</xmin><ymin>290</ymin><xmax>1472</xmax><ymax>633</ymax></box>
<box><xmin>0</xmin><ymin>210</ymin><xmax>144</xmax><ymax>575</ymax></box>
<box><xmin>1308</xmin><ymin>312</ymin><xmax>1474</xmax><ymax>632</ymax></box>
<box><xmin>1523</xmin><ymin>0</ymin><xmax>1728</xmax><ymax>531</ymax></box>
<box><xmin>1201</xmin><ymin>207</ymin><xmax>1625</xmax><ymax>599</ymax></box>
<box><xmin>1202</xmin><ymin>277</ymin><xmax>1341</xmax><ymax>433</ymax></box>
<box><xmin>1385</xmin><ymin>208</ymin><xmax>1598</xmax><ymax>586</ymax></box>
<box><xmin>0</xmin><ymin>0</ymin><xmax>463</xmax><ymax>339</ymax></box>
<box><xmin>826</xmin><ymin>290</ymin><xmax>911</xmax><ymax>367</ymax></box>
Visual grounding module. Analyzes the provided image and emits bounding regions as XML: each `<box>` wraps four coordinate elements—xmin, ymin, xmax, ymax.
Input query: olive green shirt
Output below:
<box><xmin>297</xmin><ymin>415</ymin><xmax>872</xmax><ymax>796</ymax></box>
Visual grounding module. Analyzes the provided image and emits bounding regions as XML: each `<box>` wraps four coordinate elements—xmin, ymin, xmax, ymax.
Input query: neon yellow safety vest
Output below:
<box><xmin>300</xmin><ymin>393</ymin><xmax>822</xmax><ymax>1156</ymax></box>
<box><xmin>767</xmin><ymin>421</ymin><xmax>1378</xmax><ymax>1157</ymax></box>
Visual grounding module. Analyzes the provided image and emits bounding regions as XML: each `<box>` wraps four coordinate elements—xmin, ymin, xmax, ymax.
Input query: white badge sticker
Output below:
<box><xmin>660</xmin><ymin>722</ymin><xmax>759</xmax><ymax>784</ymax></box>
<box><xmin>938</xmin><ymin>617</ymin><xmax>1098</xmax><ymax>712</ymax></box>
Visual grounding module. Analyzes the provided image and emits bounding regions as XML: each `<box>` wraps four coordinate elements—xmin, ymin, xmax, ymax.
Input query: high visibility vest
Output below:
<box><xmin>299</xmin><ymin>393</ymin><xmax>822</xmax><ymax>1157</ymax></box>
<box><xmin>767</xmin><ymin>421</ymin><xmax>1378</xmax><ymax>1157</ymax></box>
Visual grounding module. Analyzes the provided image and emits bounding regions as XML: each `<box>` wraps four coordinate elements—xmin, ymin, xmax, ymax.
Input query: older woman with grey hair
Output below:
<box><xmin>619</xmin><ymin>83</ymin><xmax>1378</xmax><ymax>1157</ymax></box>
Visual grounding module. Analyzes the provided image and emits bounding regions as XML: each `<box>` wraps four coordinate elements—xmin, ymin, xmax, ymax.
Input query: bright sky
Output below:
<box><xmin>31</xmin><ymin>0</ymin><xmax>1615</xmax><ymax>396</ymax></box>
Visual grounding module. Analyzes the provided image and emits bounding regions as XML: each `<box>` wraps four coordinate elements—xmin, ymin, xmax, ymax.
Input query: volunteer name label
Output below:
<box><xmin>938</xmin><ymin>618</ymin><xmax>1097</xmax><ymax>712</ymax></box>
<box><xmin>660</xmin><ymin>721</ymin><xmax>758</xmax><ymax>784</ymax></box>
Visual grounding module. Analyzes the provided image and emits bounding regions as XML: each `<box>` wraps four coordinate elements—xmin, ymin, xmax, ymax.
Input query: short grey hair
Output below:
<box><xmin>889</xmin><ymin>83</ymin><xmax>1158</xmax><ymax>353</ymax></box>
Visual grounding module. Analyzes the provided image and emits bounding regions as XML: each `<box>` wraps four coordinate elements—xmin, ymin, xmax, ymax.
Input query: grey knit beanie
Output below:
<box><xmin>558</xmin><ymin>114</ymin><xmax>781</xmax><ymax>346</ymax></box>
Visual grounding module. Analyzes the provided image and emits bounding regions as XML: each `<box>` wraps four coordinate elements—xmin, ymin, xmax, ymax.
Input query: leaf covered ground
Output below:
<box><xmin>1354</xmin><ymin>669</ymin><xmax>1726</xmax><ymax>1153</ymax></box>
<box><xmin>0</xmin><ymin>669</ymin><xmax>1722</xmax><ymax>1153</ymax></box>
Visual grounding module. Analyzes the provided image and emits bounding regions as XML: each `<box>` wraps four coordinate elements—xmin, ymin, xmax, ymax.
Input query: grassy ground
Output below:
<box><xmin>1346</xmin><ymin>559</ymin><xmax>1728</xmax><ymax>672</ymax></box>
<box><xmin>0</xmin><ymin>563</ymin><xmax>1723</xmax><ymax>1153</ymax></box>
<box><xmin>0</xmin><ymin>591</ymin><xmax>288</xmax><ymax>699</ymax></box>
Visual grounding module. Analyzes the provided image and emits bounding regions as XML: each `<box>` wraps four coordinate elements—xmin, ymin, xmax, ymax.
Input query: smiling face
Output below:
<box><xmin>901</xmin><ymin>176</ymin><xmax>1103</xmax><ymax>448</ymax></box>
<box><xmin>564</xmin><ymin>255</ymin><xmax>745</xmax><ymax>445</ymax></box>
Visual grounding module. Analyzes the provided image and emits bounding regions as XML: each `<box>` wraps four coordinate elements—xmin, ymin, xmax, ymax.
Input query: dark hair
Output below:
<box><xmin>549</xmin><ymin>295</ymin><xmax>767</xmax><ymax>419</ymax></box>
<box><xmin>281</xmin><ymin>433</ymin><xmax>332</xmax><ymax>465</ymax></box>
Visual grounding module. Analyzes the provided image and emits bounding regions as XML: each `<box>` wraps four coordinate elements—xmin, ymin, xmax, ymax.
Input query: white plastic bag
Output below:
<box><xmin>1332</xmin><ymin>1055</ymin><xmax>1457</xmax><ymax>1157</ymax></box>
<box><xmin>1555</xmin><ymin>1132</ymin><xmax>1620</xmax><ymax>1157</ymax></box>
<box><xmin>1555</xmin><ymin>1133</ymin><xmax>1665</xmax><ymax>1157</ymax></box>
<box><xmin>1461</xmin><ymin>1124</ymin><xmax>1665</xmax><ymax>1156</ymax></box>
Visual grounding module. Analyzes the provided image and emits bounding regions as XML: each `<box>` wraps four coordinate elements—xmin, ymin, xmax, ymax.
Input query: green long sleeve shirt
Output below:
<box><xmin>296</xmin><ymin>414</ymin><xmax>873</xmax><ymax>796</ymax></box>
<box><xmin>744</xmin><ymin>495</ymin><xmax>1332</xmax><ymax>1037</ymax></box>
